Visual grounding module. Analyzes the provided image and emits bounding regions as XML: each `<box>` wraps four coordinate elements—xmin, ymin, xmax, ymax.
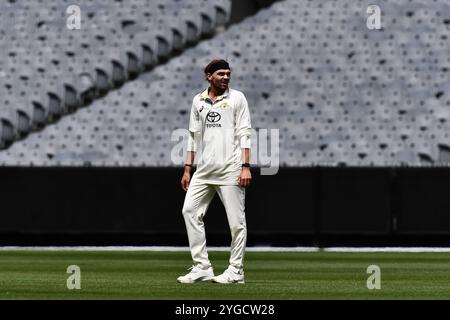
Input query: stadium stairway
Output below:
<box><xmin>0</xmin><ymin>0</ymin><xmax>231</xmax><ymax>149</ymax></box>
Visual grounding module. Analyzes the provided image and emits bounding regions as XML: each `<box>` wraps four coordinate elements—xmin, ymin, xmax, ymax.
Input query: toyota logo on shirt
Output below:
<box><xmin>206</xmin><ymin>111</ymin><xmax>222</xmax><ymax>128</ymax></box>
<box><xmin>206</xmin><ymin>111</ymin><xmax>221</xmax><ymax>123</ymax></box>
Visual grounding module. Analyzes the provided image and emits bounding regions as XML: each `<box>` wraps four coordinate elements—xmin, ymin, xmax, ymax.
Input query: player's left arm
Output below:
<box><xmin>236</xmin><ymin>93</ymin><xmax>252</xmax><ymax>188</ymax></box>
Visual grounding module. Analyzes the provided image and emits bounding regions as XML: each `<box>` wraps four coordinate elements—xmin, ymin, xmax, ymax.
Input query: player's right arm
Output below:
<box><xmin>181</xmin><ymin>150</ymin><xmax>195</xmax><ymax>191</ymax></box>
<box><xmin>181</xmin><ymin>97</ymin><xmax>201</xmax><ymax>192</ymax></box>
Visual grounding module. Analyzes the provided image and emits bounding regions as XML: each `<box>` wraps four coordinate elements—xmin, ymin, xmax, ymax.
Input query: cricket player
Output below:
<box><xmin>177</xmin><ymin>59</ymin><xmax>252</xmax><ymax>284</ymax></box>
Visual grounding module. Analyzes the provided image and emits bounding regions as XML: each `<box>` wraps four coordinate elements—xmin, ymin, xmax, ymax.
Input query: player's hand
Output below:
<box><xmin>238</xmin><ymin>167</ymin><xmax>252</xmax><ymax>188</ymax></box>
<box><xmin>181</xmin><ymin>172</ymin><xmax>191</xmax><ymax>192</ymax></box>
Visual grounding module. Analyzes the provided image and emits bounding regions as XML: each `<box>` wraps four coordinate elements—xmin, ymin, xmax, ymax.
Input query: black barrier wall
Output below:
<box><xmin>1</xmin><ymin>167</ymin><xmax>450</xmax><ymax>246</ymax></box>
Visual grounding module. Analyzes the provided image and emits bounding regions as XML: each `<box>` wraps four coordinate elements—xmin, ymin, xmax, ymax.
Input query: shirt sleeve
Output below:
<box><xmin>187</xmin><ymin>97</ymin><xmax>201</xmax><ymax>152</ymax></box>
<box><xmin>235</xmin><ymin>93</ymin><xmax>252</xmax><ymax>149</ymax></box>
<box><xmin>187</xmin><ymin>131</ymin><xmax>197</xmax><ymax>152</ymax></box>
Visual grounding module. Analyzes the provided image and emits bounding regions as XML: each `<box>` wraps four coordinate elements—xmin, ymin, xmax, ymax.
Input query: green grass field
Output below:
<box><xmin>1</xmin><ymin>250</ymin><xmax>450</xmax><ymax>299</ymax></box>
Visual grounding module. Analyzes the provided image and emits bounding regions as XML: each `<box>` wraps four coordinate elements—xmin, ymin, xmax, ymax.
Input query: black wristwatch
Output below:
<box><xmin>242</xmin><ymin>163</ymin><xmax>250</xmax><ymax>168</ymax></box>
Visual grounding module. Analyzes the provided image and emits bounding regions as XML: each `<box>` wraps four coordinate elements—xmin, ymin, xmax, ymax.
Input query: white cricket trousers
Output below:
<box><xmin>182</xmin><ymin>177</ymin><xmax>247</xmax><ymax>270</ymax></box>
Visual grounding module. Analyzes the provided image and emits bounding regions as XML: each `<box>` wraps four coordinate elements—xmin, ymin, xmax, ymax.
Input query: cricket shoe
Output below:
<box><xmin>177</xmin><ymin>265</ymin><xmax>214</xmax><ymax>283</ymax></box>
<box><xmin>212</xmin><ymin>265</ymin><xmax>245</xmax><ymax>284</ymax></box>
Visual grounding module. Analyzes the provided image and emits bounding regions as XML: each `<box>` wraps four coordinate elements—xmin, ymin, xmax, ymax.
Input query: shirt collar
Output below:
<box><xmin>200</xmin><ymin>88</ymin><xmax>230</xmax><ymax>102</ymax></box>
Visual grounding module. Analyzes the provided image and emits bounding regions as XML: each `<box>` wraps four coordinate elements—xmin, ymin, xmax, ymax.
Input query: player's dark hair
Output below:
<box><xmin>204</xmin><ymin>59</ymin><xmax>230</xmax><ymax>79</ymax></box>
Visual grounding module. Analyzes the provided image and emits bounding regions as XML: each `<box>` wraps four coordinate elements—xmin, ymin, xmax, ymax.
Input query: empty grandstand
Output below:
<box><xmin>1</xmin><ymin>0</ymin><xmax>449</xmax><ymax>166</ymax></box>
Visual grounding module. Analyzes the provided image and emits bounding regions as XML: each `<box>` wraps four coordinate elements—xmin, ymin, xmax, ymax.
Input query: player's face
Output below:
<box><xmin>208</xmin><ymin>69</ymin><xmax>231</xmax><ymax>91</ymax></box>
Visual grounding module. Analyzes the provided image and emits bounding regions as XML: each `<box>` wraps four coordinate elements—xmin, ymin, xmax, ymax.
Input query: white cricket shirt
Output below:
<box><xmin>187</xmin><ymin>88</ymin><xmax>252</xmax><ymax>185</ymax></box>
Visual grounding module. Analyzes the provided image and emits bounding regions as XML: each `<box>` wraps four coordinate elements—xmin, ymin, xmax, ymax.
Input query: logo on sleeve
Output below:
<box><xmin>206</xmin><ymin>111</ymin><xmax>222</xmax><ymax>128</ymax></box>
